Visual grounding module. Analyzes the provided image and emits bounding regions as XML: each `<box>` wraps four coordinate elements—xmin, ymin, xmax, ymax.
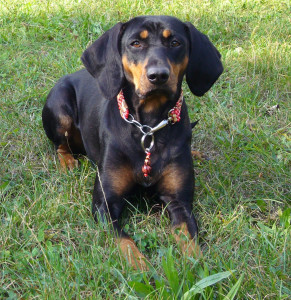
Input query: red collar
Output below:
<box><xmin>117</xmin><ymin>90</ymin><xmax>183</xmax><ymax>123</ymax></box>
<box><xmin>117</xmin><ymin>90</ymin><xmax>184</xmax><ymax>178</ymax></box>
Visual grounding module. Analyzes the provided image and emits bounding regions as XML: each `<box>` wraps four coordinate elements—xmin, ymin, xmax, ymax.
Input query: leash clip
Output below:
<box><xmin>150</xmin><ymin>119</ymin><xmax>169</xmax><ymax>133</ymax></box>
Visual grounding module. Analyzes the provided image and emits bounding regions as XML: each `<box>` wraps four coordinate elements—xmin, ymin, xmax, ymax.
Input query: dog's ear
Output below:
<box><xmin>185</xmin><ymin>22</ymin><xmax>223</xmax><ymax>97</ymax></box>
<box><xmin>81</xmin><ymin>22</ymin><xmax>124</xmax><ymax>100</ymax></box>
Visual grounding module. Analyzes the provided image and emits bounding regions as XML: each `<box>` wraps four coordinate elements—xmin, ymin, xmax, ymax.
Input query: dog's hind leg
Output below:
<box><xmin>42</xmin><ymin>82</ymin><xmax>85</xmax><ymax>171</ymax></box>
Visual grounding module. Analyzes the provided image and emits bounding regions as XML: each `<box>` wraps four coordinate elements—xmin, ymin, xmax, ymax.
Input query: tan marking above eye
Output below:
<box><xmin>140</xmin><ymin>30</ymin><xmax>149</xmax><ymax>39</ymax></box>
<box><xmin>163</xmin><ymin>29</ymin><xmax>172</xmax><ymax>38</ymax></box>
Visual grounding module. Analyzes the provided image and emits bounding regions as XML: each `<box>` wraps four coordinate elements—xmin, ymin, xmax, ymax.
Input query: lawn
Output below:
<box><xmin>0</xmin><ymin>0</ymin><xmax>290</xmax><ymax>299</ymax></box>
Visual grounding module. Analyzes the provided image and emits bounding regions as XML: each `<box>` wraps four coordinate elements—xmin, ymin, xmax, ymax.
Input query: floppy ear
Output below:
<box><xmin>81</xmin><ymin>22</ymin><xmax>124</xmax><ymax>99</ymax></box>
<box><xmin>185</xmin><ymin>22</ymin><xmax>223</xmax><ymax>97</ymax></box>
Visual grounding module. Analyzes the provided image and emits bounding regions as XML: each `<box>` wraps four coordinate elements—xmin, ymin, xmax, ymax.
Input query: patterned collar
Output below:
<box><xmin>117</xmin><ymin>90</ymin><xmax>183</xmax><ymax>178</ymax></box>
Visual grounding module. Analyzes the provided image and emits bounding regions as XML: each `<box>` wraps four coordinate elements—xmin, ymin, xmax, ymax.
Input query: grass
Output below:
<box><xmin>0</xmin><ymin>0</ymin><xmax>290</xmax><ymax>298</ymax></box>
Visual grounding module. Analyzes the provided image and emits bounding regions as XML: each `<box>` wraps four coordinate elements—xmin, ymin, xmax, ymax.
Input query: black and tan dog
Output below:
<box><xmin>42</xmin><ymin>16</ymin><xmax>223</xmax><ymax>270</ymax></box>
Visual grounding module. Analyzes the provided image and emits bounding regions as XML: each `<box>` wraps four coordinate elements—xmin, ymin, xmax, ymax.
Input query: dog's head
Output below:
<box><xmin>82</xmin><ymin>16</ymin><xmax>223</xmax><ymax>102</ymax></box>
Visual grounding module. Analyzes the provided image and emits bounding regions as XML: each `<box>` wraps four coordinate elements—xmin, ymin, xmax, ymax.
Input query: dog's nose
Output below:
<box><xmin>147</xmin><ymin>67</ymin><xmax>169</xmax><ymax>85</ymax></box>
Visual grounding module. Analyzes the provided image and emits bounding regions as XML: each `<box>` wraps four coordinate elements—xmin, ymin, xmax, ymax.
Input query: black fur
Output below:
<box><xmin>42</xmin><ymin>15</ymin><xmax>223</xmax><ymax>254</ymax></box>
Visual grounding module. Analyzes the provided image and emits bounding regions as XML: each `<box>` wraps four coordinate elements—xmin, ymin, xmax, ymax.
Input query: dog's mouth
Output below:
<box><xmin>137</xmin><ymin>85</ymin><xmax>175</xmax><ymax>100</ymax></box>
<box><xmin>138</xmin><ymin>89</ymin><xmax>176</xmax><ymax>112</ymax></box>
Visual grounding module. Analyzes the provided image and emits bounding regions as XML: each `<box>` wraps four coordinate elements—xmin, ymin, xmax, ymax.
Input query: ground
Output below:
<box><xmin>0</xmin><ymin>0</ymin><xmax>290</xmax><ymax>299</ymax></box>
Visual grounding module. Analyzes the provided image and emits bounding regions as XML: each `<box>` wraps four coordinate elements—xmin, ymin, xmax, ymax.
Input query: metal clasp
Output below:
<box><xmin>150</xmin><ymin>119</ymin><xmax>169</xmax><ymax>133</ymax></box>
<box><xmin>141</xmin><ymin>134</ymin><xmax>154</xmax><ymax>152</ymax></box>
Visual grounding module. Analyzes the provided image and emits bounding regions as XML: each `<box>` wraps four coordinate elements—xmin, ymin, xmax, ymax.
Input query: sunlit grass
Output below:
<box><xmin>1</xmin><ymin>0</ymin><xmax>290</xmax><ymax>298</ymax></box>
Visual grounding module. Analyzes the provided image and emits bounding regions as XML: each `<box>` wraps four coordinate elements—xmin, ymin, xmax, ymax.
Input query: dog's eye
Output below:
<box><xmin>131</xmin><ymin>41</ymin><xmax>141</xmax><ymax>48</ymax></box>
<box><xmin>171</xmin><ymin>40</ymin><xmax>181</xmax><ymax>47</ymax></box>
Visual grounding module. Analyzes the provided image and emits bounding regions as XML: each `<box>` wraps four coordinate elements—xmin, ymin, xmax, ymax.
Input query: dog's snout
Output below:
<box><xmin>147</xmin><ymin>67</ymin><xmax>170</xmax><ymax>85</ymax></box>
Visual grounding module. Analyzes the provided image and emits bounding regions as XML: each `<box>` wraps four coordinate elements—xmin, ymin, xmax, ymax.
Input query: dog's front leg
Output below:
<box><xmin>158</xmin><ymin>163</ymin><xmax>202</xmax><ymax>258</ymax></box>
<box><xmin>92</xmin><ymin>169</ymin><xmax>149</xmax><ymax>270</ymax></box>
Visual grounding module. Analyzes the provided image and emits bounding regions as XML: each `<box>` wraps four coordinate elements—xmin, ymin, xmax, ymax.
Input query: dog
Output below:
<box><xmin>42</xmin><ymin>15</ymin><xmax>223</xmax><ymax>270</ymax></box>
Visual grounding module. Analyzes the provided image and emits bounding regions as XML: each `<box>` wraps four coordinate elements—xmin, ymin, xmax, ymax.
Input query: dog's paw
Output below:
<box><xmin>118</xmin><ymin>237</ymin><xmax>149</xmax><ymax>271</ymax></box>
<box><xmin>66</xmin><ymin>157</ymin><xmax>78</xmax><ymax>171</ymax></box>
<box><xmin>57</xmin><ymin>145</ymin><xmax>78</xmax><ymax>171</ymax></box>
<box><xmin>191</xmin><ymin>150</ymin><xmax>210</xmax><ymax>161</ymax></box>
<box><xmin>172</xmin><ymin>223</ymin><xmax>203</xmax><ymax>259</ymax></box>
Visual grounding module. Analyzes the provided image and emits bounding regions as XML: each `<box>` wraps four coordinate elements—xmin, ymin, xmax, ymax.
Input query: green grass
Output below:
<box><xmin>1</xmin><ymin>0</ymin><xmax>290</xmax><ymax>298</ymax></box>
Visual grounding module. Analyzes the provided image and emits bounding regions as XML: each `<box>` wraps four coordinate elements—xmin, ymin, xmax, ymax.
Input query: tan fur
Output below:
<box><xmin>118</xmin><ymin>237</ymin><xmax>149</xmax><ymax>270</ymax></box>
<box><xmin>108</xmin><ymin>165</ymin><xmax>134</xmax><ymax>196</ymax></box>
<box><xmin>57</xmin><ymin>115</ymin><xmax>72</xmax><ymax>135</ymax></box>
<box><xmin>167</xmin><ymin>56</ymin><xmax>189</xmax><ymax>93</ymax></box>
<box><xmin>162</xmin><ymin>29</ymin><xmax>172</xmax><ymax>38</ymax></box>
<box><xmin>172</xmin><ymin>222</ymin><xmax>202</xmax><ymax>258</ymax></box>
<box><xmin>140</xmin><ymin>95</ymin><xmax>168</xmax><ymax>113</ymax></box>
<box><xmin>191</xmin><ymin>150</ymin><xmax>207</xmax><ymax>161</ymax></box>
<box><xmin>140</xmin><ymin>30</ymin><xmax>149</xmax><ymax>39</ymax></box>
<box><xmin>122</xmin><ymin>55</ymin><xmax>151</xmax><ymax>96</ymax></box>
<box><xmin>57</xmin><ymin>144</ymin><xmax>78</xmax><ymax>171</ymax></box>
<box><xmin>122</xmin><ymin>55</ymin><xmax>189</xmax><ymax>107</ymax></box>
<box><xmin>159</xmin><ymin>163</ymin><xmax>185</xmax><ymax>194</ymax></box>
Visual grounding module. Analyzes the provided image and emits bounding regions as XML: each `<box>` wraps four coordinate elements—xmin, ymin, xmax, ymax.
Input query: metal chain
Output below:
<box><xmin>122</xmin><ymin>96</ymin><xmax>183</xmax><ymax>152</ymax></box>
<box><xmin>123</xmin><ymin>113</ymin><xmax>173</xmax><ymax>152</ymax></box>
